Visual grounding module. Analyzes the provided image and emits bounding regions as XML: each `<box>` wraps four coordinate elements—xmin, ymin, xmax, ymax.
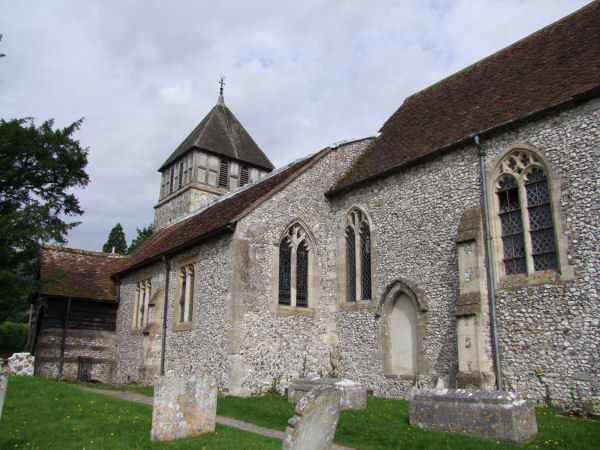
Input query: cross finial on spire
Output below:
<box><xmin>219</xmin><ymin>75</ymin><xmax>225</xmax><ymax>97</ymax></box>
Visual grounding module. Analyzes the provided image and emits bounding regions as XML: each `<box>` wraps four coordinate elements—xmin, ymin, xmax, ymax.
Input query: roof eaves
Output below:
<box><xmin>326</xmin><ymin>85</ymin><xmax>600</xmax><ymax>197</ymax></box>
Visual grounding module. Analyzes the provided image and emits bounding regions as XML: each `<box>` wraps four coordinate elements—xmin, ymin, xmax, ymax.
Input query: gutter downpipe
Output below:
<box><xmin>160</xmin><ymin>255</ymin><xmax>170</xmax><ymax>376</ymax></box>
<box><xmin>475</xmin><ymin>135</ymin><xmax>503</xmax><ymax>391</ymax></box>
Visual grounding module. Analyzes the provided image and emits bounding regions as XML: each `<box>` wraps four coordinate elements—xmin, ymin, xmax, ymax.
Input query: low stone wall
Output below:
<box><xmin>409</xmin><ymin>389</ymin><xmax>538</xmax><ymax>443</ymax></box>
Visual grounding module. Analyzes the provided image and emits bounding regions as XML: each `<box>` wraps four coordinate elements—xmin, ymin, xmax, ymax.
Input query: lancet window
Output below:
<box><xmin>133</xmin><ymin>279</ymin><xmax>151</xmax><ymax>329</ymax></box>
<box><xmin>177</xmin><ymin>264</ymin><xmax>195</xmax><ymax>323</ymax></box>
<box><xmin>494</xmin><ymin>150</ymin><xmax>557</xmax><ymax>276</ymax></box>
<box><xmin>278</xmin><ymin>223</ymin><xmax>311</xmax><ymax>307</ymax></box>
<box><xmin>344</xmin><ymin>208</ymin><xmax>372</xmax><ymax>301</ymax></box>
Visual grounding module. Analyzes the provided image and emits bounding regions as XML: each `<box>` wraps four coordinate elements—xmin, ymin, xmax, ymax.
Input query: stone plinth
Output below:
<box><xmin>288</xmin><ymin>377</ymin><xmax>366</xmax><ymax>410</ymax></box>
<box><xmin>409</xmin><ymin>389</ymin><xmax>538</xmax><ymax>443</ymax></box>
<box><xmin>7</xmin><ymin>353</ymin><xmax>34</xmax><ymax>376</ymax></box>
<box><xmin>282</xmin><ymin>385</ymin><xmax>341</xmax><ymax>450</ymax></box>
<box><xmin>151</xmin><ymin>371</ymin><xmax>217</xmax><ymax>442</ymax></box>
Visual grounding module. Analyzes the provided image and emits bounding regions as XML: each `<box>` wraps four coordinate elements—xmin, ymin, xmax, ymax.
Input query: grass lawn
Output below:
<box><xmin>0</xmin><ymin>376</ymin><xmax>279</xmax><ymax>449</ymax></box>
<box><xmin>219</xmin><ymin>394</ymin><xmax>600</xmax><ymax>449</ymax></box>
<box><xmin>1</xmin><ymin>376</ymin><xmax>598</xmax><ymax>449</ymax></box>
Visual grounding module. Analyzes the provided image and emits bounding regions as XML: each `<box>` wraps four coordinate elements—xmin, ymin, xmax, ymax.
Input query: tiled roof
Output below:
<box><xmin>335</xmin><ymin>2</ymin><xmax>600</xmax><ymax>191</ymax></box>
<box><xmin>38</xmin><ymin>245</ymin><xmax>129</xmax><ymax>301</ymax></box>
<box><xmin>159</xmin><ymin>95</ymin><xmax>274</xmax><ymax>171</ymax></box>
<box><xmin>118</xmin><ymin>149</ymin><xmax>328</xmax><ymax>274</ymax></box>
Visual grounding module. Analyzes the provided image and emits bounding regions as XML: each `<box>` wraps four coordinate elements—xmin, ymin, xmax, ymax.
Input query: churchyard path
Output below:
<box><xmin>77</xmin><ymin>386</ymin><xmax>354</xmax><ymax>449</ymax></box>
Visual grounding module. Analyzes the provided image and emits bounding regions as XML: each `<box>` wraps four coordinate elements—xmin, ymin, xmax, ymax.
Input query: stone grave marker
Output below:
<box><xmin>151</xmin><ymin>371</ymin><xmax>217</xmax><ymax>442</ymax></box>
<box><xmin>7</xmin><ymin>353</ymin><xmax>34</xmax><ymax>376</ymax></box>
<box><xmin>0</xmin><ymin>360</ymin><xmax>8</xmax><ymax>420</ymax></box>
<box><xmin>409</xmin><ymin>388</ymin><xmax>538</xmax><ymax>443</ymax></box>
<box><xmin>288</xmin><ymin>377</ymin><xmax>366</xmax><ymax>410</ymax></box>
<box><xmin>282</xmin><ymin>385</ymin><xmax>342</xmax><ymax>450</ymax></box>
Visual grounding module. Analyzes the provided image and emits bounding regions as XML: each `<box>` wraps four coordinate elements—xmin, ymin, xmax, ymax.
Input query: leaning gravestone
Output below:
<box><xmin>151</xmin><ymin>371</ymin><xmax>217</xmax><ymax>442</ymax></box>
<box><xmin>288</xmin><ymin>377</ymin><xmax>366</xmax><ymax>410</ymax></box>
<box><xmin>7</xmin><ymin>353</ymin><xmax>34</xmax><ymax>376</ymax></box>
<box><xmin>0</xmin><ymin>360</ymin><xmax>8</xmax><ymax>420</ymax></box>
<box><xmin>282</xmin><ymin>385</ymin><xmax>342</xmax><ymax>450</ymax></box>
<box><xmin>409</xmin><ymin>389</ymin><xmax>538</xmax><ymax>443</ymax></box>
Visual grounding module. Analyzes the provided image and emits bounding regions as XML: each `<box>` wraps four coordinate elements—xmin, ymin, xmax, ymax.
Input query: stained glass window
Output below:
<box><xmin>296</xmin><ymin>241</ymin><xmax>309</xmax><ymax>307</ymax></box>
<box><xmin>345</xmin><ymin>209</ymin><xmax>372</xmax><ymax>301</ymax></box>
<box><xmin>278</xmin><ymin>224</ymin><xmax>311</xmax><ymax>308</ymax></box>
<box><xmin>360</xmin><ymin>226</ymin><xmax>372</xmax><ymax>300</ymax></box>
<box><xmin>495</xmin><ymin>150</ymin><xmax>557</xmax><ymax>276</ymax></box>
<box><xmin>278</xmin><ymin>239</ymin><xmax>291</xmax><ymax>305</ymax></box>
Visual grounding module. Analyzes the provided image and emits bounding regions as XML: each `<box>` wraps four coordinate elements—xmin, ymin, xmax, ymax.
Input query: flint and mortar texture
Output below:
<box><xmin>282</xmin><ymin>385</ymin><xmax>342</xmax><ymax>450</ymax></box>
<box><xmin>151</xmin><ymin>371</ymin><xmax>217</xmax><ymax>442</ymax></box>
<box><xmin>114</xmin><ymin>98</ymin><xmax>599</xmax><ymax>407</ymax></box>
<box><xmin>409</xmin><ymin>389</ymin><xmax>538</xmax><ymax>443</ymax></box>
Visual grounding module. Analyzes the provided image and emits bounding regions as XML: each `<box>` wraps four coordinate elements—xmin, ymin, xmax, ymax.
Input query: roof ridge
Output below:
<box><xmin>41</xmin><ymin>244</ymin><xmax>129</xmax><ymax>258</ymax></box>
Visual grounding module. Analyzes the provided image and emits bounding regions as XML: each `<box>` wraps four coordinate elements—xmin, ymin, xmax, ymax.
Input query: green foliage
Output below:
<box><xmin>127</xmin><ymin>224</ymin><xmax>153</xmax><ymax>254</ymax></box>
<box><xmin>0</xmin><ymin>376</ymin><xmax>280</xmax><ymax>449</ymax></box>
<box><xmin>0</xmin><ymin>117</ymin><xmax>89</xmax><ymax>321</ymax></box>
<box><xmin>102</xmin><ymin>222</ymin><xmax>127</xmax><ymax>254</ymax></box>
<box><xmin>0</xmin><ymin>321</ymin><xmax>27</xmax><ymax>357</ymax></box>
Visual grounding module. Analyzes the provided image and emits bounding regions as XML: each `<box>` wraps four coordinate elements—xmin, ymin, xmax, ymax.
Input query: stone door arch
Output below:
<box><xmin>377</xmin><ymin>279</ymin><xmax>428</xmax><ymax>378</ymax></box>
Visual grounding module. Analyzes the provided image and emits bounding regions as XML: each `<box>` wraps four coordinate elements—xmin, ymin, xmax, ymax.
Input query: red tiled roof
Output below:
<box><xmin>335</xmin><ymin>2</ymin><xmax>600</xmax><ymax>190</ymax></box>
<box><xmin>38</xmin><ymin>245</ymin><xmax>129</xmax><ymax>301</ymax></box>
<box><xmin>118</xmin><ymin>149</ymin><xmax>327</xmax><ymax>274</ymax></box>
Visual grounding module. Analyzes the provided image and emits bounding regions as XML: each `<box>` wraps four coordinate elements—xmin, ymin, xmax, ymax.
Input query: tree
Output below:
<box><xmin>0</xmin><ymin>117</ymin><xmax>89</xmax><ymax>322</ymax></box>
<box><xmin>127</xmin><ymin>224</ymin><xmax>153</xmax><ymax>254</ymax></box>
<box><xmin>102</xmin><ymin>223</ymin><xmax>127</xmax><ymax>254</ymax></box>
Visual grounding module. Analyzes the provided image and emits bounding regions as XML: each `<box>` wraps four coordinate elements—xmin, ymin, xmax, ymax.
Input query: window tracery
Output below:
<box><xmin>344</xmin><ymin>208</ymin><xmax>372</xmax><ymax>301</ymax></box>
<box><xmin>494</xmin><ymin>150</ymin><xmax>557</xmax><ymax>276</ymax></box>
<box><xmin>133</xmin><ymin>279</ymin><xmax>151</xmax><ymax>329</ymax></box>
<box><xmin>278</xmin><ymin>223</ymin><xmax>311</xmax><ymax>308</ymax></box>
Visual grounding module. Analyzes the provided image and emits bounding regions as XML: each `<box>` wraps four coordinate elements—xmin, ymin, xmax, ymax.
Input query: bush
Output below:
<box><xmin>0</xmin><ymin>321</ymin><xmax>28</xmax><ymax>357</ymax></box>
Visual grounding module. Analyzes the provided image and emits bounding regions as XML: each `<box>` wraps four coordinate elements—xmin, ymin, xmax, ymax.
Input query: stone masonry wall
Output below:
<box><xmin>227</xmin><ymin>99</ymin><xmax>598</xmax><ymax>405</ymax></box>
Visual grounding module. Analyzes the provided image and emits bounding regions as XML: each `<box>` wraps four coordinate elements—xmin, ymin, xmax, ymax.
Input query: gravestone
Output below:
<box><xmin>151</xmin><ymin>371</ymin><xmax>217</xmax><ymax>442</ymax></box>
<box><xmin>7</xmin><ymin>353</ymin><xmax>34</xmax><ymax>376</ymax></box>
<box><xmin>409</xmin><ymin>389</ymin><xmax>538</xmax><ymax>443</ymax></box>
<box><xmin>0</xmin><ymin>360</ymin><xmax>8</xmax><ymax>420</ymax></box>
<box><xmin>288</xmin><ymin>377</ymin><xmax>366</xmax><ymax>410</ymax></box>
<box><xmin>282</xmin><ymin>385</ymin><xmax>341</xmax><ymax>450</ymax></box>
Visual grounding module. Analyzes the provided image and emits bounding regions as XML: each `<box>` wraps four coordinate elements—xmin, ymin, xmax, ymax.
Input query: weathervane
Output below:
<box><xmin>219</xmin><ymin>75</ymin><xmax>226</xmax><ymax>97</ymax></box>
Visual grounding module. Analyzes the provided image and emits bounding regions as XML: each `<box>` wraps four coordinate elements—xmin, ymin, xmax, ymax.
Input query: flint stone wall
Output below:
<box><xmin>288</xmin><ymin>377</ymin><xmax>366</xmax><ymax>410</ymax></box>
<box><xmin>409</xmin><ymin>389</ymin><xmax>538</xmax><ymax>443</ymax></box>
<box><xmin>151</xmin><ymin>371</ymin><xmax>217</xmax><ymax>441</ymax></box>
<box><xmin>283</xmin><ymin>385</ymin><xmax>341</xmax><ymax>450</ymax></box>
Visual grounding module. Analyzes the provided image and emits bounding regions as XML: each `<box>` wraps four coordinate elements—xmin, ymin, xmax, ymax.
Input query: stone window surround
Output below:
<box><xmin>272</xmin><ymin>219</ymin><xmax>318</xmax><ymax>317</ymax></box>
<box><xmin>131</xmin><ymin>273</ymin><xmax>152</xmax><ymax>334</ymax></box>
<box><xmin>172</xmin><ymin>255</ymin><xmax>199</xmax><ymax>331</ymax></box>
<box><xmin>337</xmin><ymin>206</ymin><xmax>376</xmax><ymax>310</ymax></box>
<box><xmin>376</xmin><ymin>278</ymin><xmax>429</xmax><ymax>379</ymax></box>
<box><xmin>487</xmin><ymin>143</ymin><xmax>574</xmax><ymax>290</ymax></box>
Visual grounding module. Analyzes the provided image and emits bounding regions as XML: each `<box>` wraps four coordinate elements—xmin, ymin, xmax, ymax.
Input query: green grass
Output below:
<box><xmin>218</xmin><ymin>395</ymin><xmax>600</xmax><ymax>449</ymax></box>
<box><xmin>0</xmin><ymin>376</ymin><xmax>279</xmax><ymax>449</ymax></box>
<box><xmin>2</xmin><ymin>376</ymin><xmax>598</xmax><ymax>449</ymax></box>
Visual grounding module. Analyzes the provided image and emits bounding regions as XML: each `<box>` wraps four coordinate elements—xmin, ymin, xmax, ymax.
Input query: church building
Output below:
<box><xmin>31</xmin><ymin>2</ymin><xmax>599</xmax><ymax>408</ymax></box>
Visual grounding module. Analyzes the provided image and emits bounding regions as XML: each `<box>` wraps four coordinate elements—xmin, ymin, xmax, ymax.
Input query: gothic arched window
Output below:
<box><xmin>177</xmin><ymin>263</ymin><xmax>195</xmax><ymax>323</ymax></box>
<box><xmin>494</xmin><ymin>150</ymin><xmax>558</xmax><ymax>276</ymax></box>
<box><xmin>132</xmin><ymin>279</ymin><xmax>151</xmax><ymax>330</ymax></box>
<box><xmin>344</xmin><ymin>208</ymin><xmax>372</xmax><ymax>301</ymax></box>
<box><xmin>278</xmin><ymin>223</ymin><xmax>312</xmax><ymax>308</ymax></box>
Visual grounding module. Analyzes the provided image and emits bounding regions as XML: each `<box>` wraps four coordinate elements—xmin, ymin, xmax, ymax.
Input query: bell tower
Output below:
<box><xmin>154</xmin><ymin>80</ymin><xmax>274</xmax><ymax>230</ymax></box>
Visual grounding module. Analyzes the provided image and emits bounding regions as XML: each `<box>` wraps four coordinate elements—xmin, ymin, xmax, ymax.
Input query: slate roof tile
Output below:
<box><xmin>159</xmin><ymin>96</ymin><xmax>274</xmax><ymax>171</ymax></box>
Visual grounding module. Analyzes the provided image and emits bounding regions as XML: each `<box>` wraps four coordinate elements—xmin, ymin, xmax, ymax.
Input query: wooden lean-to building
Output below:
<box><xmin>27</xmin><ymin>245</ymin><xmax>128</xmax><ymax>381</ymax></box>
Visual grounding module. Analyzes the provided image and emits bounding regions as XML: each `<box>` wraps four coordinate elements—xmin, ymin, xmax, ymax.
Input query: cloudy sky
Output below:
<box><xmin>0</xmin><ymin>0</ymin><xmax>590</xmax><ymax>251</ymax></box>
